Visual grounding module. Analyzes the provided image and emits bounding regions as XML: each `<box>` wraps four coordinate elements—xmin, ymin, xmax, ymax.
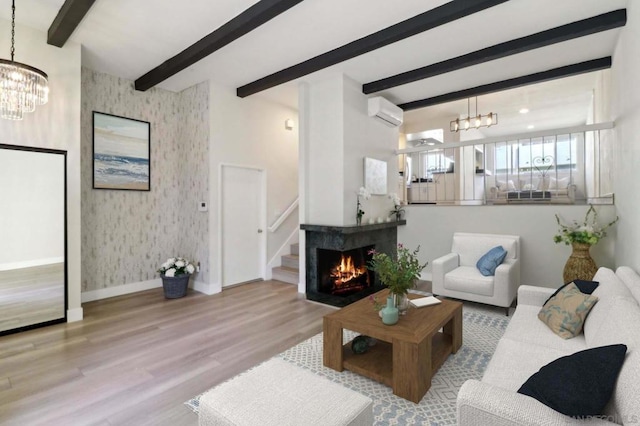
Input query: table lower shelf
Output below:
<box><xmin>342</xmin><ymin>332</ymin><xmax>453</xmax><ymax>389</ymax></box>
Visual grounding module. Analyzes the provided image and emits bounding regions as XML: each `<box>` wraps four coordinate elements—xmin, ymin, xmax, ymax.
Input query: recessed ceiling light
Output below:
<box><xmin>519</xmin><ymin>108</ymin><xmax>530</xmax><ymax>114</ymax></box>
<box><xmin>527</xmin><ymin>125</ymin><xmax>535</xmax><ymax>130</ymax></box>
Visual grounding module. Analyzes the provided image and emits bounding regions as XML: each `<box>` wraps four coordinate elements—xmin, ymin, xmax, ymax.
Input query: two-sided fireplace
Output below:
<box><xmin>301</xmin><ymin>221</ymin><xmax>405</xmax><ymax>307</ymax></box>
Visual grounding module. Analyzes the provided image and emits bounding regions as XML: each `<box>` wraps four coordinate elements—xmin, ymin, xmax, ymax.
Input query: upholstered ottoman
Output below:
<box><xmin>198</xmin><ymin>358</ymin><xmax>373</xmax><ymax>426</ymax></box>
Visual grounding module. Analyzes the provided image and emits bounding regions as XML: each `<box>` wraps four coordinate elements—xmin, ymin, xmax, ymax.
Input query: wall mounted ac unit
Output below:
<box><xmin>367</xmin><ymin>96</ymin><xmax>403</xmax><ymax>127</ymax></box>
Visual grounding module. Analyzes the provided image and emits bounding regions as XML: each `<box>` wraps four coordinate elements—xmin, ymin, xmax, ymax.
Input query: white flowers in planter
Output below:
<box><xmin>158</xmin><ymin>257</ymin><xmax>196</xmax><ymax>277</ymax></box>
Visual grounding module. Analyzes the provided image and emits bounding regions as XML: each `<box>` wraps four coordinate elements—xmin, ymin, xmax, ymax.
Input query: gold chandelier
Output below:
<box><xmin>0</xmin><ymin>0</ymin><xmax>49</xmax><ymax>120</ymax></box>
<box><xmin>450</xmin><ymin>97</ymin><xmax>497</xmax><ymax>132</ymax></box>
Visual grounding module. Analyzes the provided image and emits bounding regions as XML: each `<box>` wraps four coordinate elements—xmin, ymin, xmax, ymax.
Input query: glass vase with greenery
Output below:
<box><xmin>368</xmin><ymin>243</ymin><xmax>427</xmax><ymax>290</ymax></box>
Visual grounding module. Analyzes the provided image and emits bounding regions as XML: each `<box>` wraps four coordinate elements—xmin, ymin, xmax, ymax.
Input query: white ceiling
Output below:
<box><xmin>403</xmin><ymin>71</ymin><xmax>602</xmax><ymax>139</ymax></box>
<box><xmin>0</xmin><ymin>0</ymin><xmax>628</xmax><ymax>131</ymax></box>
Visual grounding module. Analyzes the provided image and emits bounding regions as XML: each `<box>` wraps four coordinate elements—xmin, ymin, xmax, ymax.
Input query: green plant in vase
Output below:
<box><xmin>367</xmin><ymin>244</ymin><xmax>427</xmax><ymax>315</ymax></box>
<box><xmin>553</xmin><ymin>205</ymin><xmax>618</xmax><ymax>283</ymax></box>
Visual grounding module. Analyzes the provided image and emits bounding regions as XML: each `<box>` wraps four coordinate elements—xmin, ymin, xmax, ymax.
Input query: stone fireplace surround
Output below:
<box><xmin>301</xmin><ymin>221</ymin><xmax>406</xmax><ymax>307</ymax></box>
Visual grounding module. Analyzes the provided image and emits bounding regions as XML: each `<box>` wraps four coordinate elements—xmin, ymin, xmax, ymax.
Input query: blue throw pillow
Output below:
<box><xmin>518</xmin><ymin>344</ymin><xmax>627</xmax><ymax>417</ymax></box>
<box><xmin>476</xmin><ymin>246</ymin><xmax>507</xmax><ymax>276</ymax></box>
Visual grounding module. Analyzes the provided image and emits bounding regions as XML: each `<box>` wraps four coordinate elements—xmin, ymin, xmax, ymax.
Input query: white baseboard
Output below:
<box><xmin>67</xmin><ymin>307</ymin><xmax>83</xmax><ymax>322</ymax></box>
<box><xmin>81</xmin><ymin>278</ymin><xmax>162</xmax><ymax>303</ymax></box>
<box><xmin>0</xmin><ymin>257</ymin><xmax>65</xmax><ymax>271</ymax></box>
<box><xmin>81</xmin><ymin>278</ymin><xmax>221</xmax><ymax>302</ymax></box>
<box><xmin>193</xmin><ymin>280</ymin><xmax>219</xmax><ymax>295</ymax></box>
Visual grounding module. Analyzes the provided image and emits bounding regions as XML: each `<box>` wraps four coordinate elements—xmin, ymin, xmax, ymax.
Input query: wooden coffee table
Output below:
<box><xmin>323</xmin><ymin>289</ymin><xmax>463</xmax><ymax>403</ymax></box>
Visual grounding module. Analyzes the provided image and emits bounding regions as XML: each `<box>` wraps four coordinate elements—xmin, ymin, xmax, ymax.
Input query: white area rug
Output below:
<box><xmin>186</xmin><ymin>302</ymin><xmax>510</xmax><ymax>425</ymax></box>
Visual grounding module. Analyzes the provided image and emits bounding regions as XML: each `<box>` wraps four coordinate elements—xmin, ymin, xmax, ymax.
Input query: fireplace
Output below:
<box><xmin>317</xmin><ymin>246</ymin><xmax>374</xmax><ymax>297</ymax></box>
<box><xmin>301</xmin><ymin>221</ymin><xmax>405</xmax><ymax>307</ymax></box>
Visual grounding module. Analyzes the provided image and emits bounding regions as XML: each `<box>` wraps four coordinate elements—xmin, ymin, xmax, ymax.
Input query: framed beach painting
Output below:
<box><xmin>92</xmin><ymin>112</ymin><xmax>150</xmax><ymax>191</ymax></box>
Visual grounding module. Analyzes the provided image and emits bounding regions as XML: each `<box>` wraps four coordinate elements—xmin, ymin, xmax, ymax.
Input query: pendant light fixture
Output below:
<box><xmin>450</xmin><ymin>97</ymin><xmax>497</xmax><ymax>133</ymax></box>
<box><xmin>0</xmin><ymin>0</ymin><xmax>49</xmax><ymax>120</ymax></box>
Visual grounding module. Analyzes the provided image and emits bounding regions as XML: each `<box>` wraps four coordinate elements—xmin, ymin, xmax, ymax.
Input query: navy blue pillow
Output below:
<box><xmin>518</xmin><ymin>344</ymin><xmax>627</xmax><ymax>417</ymax></box>
<box><xmin>544</xmin><ymin>280</ymin><xmax>599</xmax><ymax>306</ymax></box>
<box><xmin>476</xmin><ymin>246</ymin><xmax>507</xmax><ymax>276</ymax></box>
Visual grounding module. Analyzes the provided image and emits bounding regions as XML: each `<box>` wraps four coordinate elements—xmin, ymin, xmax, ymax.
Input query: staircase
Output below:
<box><xmin>272</xmin><ymin>243</ymin><xmax>299</xmax><ymax>285</ymax></box>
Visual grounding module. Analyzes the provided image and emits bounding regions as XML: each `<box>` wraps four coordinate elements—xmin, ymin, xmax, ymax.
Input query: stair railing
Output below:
<box><xmin>268</xmin><ymin>197</ymin><xmax>299</xmax><ymax>233</ymax></box>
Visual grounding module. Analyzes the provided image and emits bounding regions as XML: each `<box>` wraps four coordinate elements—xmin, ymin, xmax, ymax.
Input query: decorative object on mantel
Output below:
<box><xmin>388</xmin><ymin>193</ymin><xmax>405</xmax><ymax>221</ymax></box>
<box><xmin>554</xmin><ymin>205</ymin><xmax>618</xmax><ymax>282</ymax></box>
<box><xmin>368</xmin><ymin>244</ymin><xmax>428</xmax><ymax>315</ymax></box>
<box><xmin>356</xmin><ymin>186</ymin><xmax>371</xmax><ymax>226</ymax></box>
<box><xmin>449</xmin><ymin>97</ymin><xmax>497</xmax><ymax>132</ymax></box>
<box><xmin>158</xmin><ymin>257</ymin><xmax>196</xmax><ymax>299</ymax></box>
<box><xmin>0</xmin><ymin>0</ymin><xmax>49</xmax><ymax>120</ymax></box>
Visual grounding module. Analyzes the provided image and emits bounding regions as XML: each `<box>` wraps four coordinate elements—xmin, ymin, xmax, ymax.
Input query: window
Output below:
<box><xmin>420</xmin><ymin>150</ymin><xmax>453</xmax><ymax>178</ymax></box>
<box><xmin>495</xmin><ymin>135</ymin><xmax>578</xmax><ymax>175</ymax></box>
<box><xmin>398</xmin><ymin>125</ymin><xmax>613</xmax><ymax>206</ymax></box>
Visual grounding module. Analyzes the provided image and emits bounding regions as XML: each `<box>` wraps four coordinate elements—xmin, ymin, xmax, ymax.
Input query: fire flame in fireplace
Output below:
<box><xmin>330</xmin><ymin>254</ymin><xmax>368</xmax><ymax>291</ymax></box>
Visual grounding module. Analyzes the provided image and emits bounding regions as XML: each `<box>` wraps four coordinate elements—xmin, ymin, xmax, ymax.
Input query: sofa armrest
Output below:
<box><xmin>518</xmin><ymin>285</ymin><xmax>555</xmax><ymax>307</ymax></box>
<box><xmin>494</xmin><ymin>259</ymin><xmax>520</xmax><ymax>307</ymax></box>
<box><xmin>457</xmin><ymin>380</ymin><xmax>614</xmax><ymax>426</ymax></box>
<box><xmin>432</xmin><ymin>253</ymin><xmax>459</xmax><ymax>294</ymax></box>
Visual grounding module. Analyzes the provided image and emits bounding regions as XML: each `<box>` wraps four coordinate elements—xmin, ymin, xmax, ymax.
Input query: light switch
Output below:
<box><xmin>198</xmin><ymin>201</ymin><xmax>208</xmax><ymax>212</ymax></box>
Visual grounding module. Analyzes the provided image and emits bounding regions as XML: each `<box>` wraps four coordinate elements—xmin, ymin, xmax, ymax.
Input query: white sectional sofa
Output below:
<box><xmin>457</xmin><ymin>266</ymin><xmax>640</xmax><ymax>425</ymax></box>
<box><xmin>488</xmin><ymin>175</ymin><xmax>577</xmax><ymax>204</ymax></box>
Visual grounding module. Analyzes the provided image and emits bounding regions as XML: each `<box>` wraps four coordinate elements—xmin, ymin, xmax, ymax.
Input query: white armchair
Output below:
<box><xmin>432</xmin><ymin>233</ymin><xmax>520</xmax><ymax>315</ymax></box>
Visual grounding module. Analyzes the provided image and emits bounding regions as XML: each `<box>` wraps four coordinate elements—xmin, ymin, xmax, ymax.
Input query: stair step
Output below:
<box><xmin>281</xmin><ymin>254</ymin><xmax>299</xmax><ymax>270</ymax></box>
<box><xmin>291</xmin><ymin>243</ymin><xmax>299</xmax><ymax>256</ymax></box>
<box><xmin>272</xmin><ymin>266</ymin><xmax>299</xmax><ymax>285</ymax></box>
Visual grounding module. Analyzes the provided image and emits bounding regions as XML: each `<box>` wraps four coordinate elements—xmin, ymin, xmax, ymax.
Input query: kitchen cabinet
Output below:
<box><xmin>408</xmin><ymin>181</ymin><xmax>436</xmax><ymax>203</ymax></box>
<box><xmin>408</xmin><ymin>173</ymin><xmax>456</xmax><ymax>204</ymax></box>
<box><xmin>434</xmin><ymin>172</ymin><xmax>455</xmax><ymax>201</ymax></box>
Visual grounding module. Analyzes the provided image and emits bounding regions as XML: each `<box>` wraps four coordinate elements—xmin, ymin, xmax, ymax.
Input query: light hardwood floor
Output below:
<box><xmin>0</xmin><ymin>264</ymin><xmax>65</xmax><ymax>333</ymax></box>
<box><xmin>0</xmin><ymin>281</ymin><xmax>336</xmax><ymax>425</ymax></box>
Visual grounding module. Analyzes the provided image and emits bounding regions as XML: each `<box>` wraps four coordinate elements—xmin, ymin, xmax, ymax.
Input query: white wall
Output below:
<box><xmin>298</xmin><ymin>74</ymin><xmax>401</xmax><ymax>293</ymax></box>
<box><xmin>306</xmin><ymin>76</ymin><xmax>345</xmax><ymax>225</ymax></box>
<box><xmin>300</xmin><ymin>74</ymin><xmax>400</xmax><ymax>228</ymax></box>
<box><xmin>209</xmin><ymin>84</ymin><xmax>299</xmax><ymax>293</ymax></box>
<box><xmin>343</xmin><ymin>77</ymin><xmax>399</xmax><ymax>224</ymax></box>
<box><xmin>399</xmin><ymin>204</ymin><xmax>617</xmax><ymax>288</ymax></box>
<box><xmin>611</xmin><ymin>0</ymin><xmax>640</xmax><ymax>271</ymax></box>
<box><xmin>0</xmin><ymin>150</ymin><xmax>64</xmax><ymax>269</ymax></box>
<box><xmin>0</xmin><ymin>19</ymin><xmax>82</xmax><ymax>320</ymax></box>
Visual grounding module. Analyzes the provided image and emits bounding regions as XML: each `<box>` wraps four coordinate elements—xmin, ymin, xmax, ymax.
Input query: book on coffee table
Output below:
<box><xmin>410</xmin><ymin>296</ymin><xmax>442</xmax><ymax>308</ymax></box>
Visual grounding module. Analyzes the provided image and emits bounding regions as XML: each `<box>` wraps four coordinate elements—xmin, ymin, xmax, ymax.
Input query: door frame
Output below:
<box><xmin>218</xmin><ymin>163</ymin><xmax>267</xmax><ymax>287</ymax></box>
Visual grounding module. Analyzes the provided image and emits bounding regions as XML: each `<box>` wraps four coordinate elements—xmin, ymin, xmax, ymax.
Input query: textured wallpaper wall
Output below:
<box><xmin>176</xmin><ymin>83</ymin><xmax>210</xmax><ymax>283</ymax></box>
<box><xmin>81</xmin><ymin>68</ymin><xmax>209</xmax><ymax>291</ymax></box>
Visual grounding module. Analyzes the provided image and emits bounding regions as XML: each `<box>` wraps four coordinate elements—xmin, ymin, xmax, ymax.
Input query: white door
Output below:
<box><xmin>221</xmin><ymin>166</ymin><xmax>264</xmax><ymax>287</ymax></box>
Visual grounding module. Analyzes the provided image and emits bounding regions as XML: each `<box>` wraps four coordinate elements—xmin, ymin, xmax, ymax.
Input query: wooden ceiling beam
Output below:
<box><xmin>364</xmin><ymin>9</ymin><xmax>626</xmax><ymax>94</ymax></box>
<box><xmin>135</xmin><ymin>0</ymin><xmax>305</xmax><ymax>92</ymax></box>
<box><xmin>47</xmin><ymin>0</ymin><xmax>97</xmax><ymax>47</ymax></box>
<box><xmin>236</xmin><ymin>0</ymin><xmax>510</xmax><ymax>98</ymax></box>
<box><xmin>398</xmin><ymin>57</ymin><xmax>612</xmax><ymax>111</ymax></box>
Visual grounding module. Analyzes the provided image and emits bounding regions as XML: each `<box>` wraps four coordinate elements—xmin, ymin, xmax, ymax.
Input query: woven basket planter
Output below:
<box><xmin>161</xmin><ymin>274</ymin><xmax>190</xmax><ymax>299</ymax></box>
<box><xmin>562</xmin><ymin>242</ymin><xmax>597</xmax><ymax>283</ymax></box>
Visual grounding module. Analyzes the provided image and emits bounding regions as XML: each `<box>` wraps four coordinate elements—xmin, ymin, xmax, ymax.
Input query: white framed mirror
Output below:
<box><xmin>364</xmin><ymin>157</ymin><xmax>387</xmax><ymax>195</ymax></box>
<box><xmin>0</xmin><ymin>144</ymin><xmax>67</xmax><ymax>335</ymax></box>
